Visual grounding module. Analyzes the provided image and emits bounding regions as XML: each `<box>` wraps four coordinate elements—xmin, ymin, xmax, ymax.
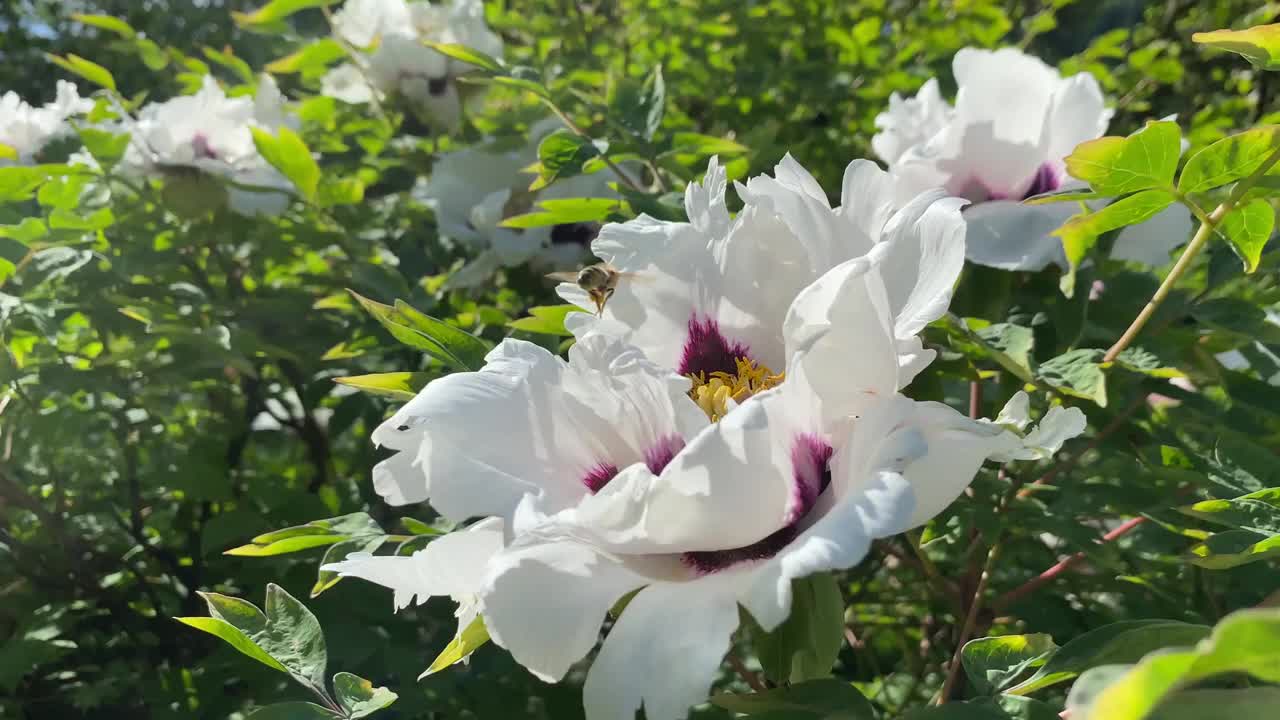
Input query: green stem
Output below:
<box><xmin>544</xmin><ymin>102</ymin><xmax>645</xmax><ymax>193</ymax></box>
<box><xmin>1103</xmin><ymin>144</ymin><xmax>1280</xmax><ymax>363</ymax></box>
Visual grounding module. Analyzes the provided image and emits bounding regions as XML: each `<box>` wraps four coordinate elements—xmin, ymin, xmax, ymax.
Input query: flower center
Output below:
<box><xmin>687</xmin><ymin>357</ymin><xmax>784</xmax><ymax>422</ymax></box>
<box><xmin>682</xmin><ymin>434</ymin><xmax>833</xmax><ymax>575</ymax></box>
<box><xmin>678</xmin><ymin>316</ymin><xmax>752</xmax><ymax>378</ymax></box>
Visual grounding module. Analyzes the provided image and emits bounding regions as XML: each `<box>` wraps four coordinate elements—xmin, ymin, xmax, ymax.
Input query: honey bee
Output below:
<box><xmin>546</xmin><ymin>263</ymin><xmax>639</xmax><ymax>316</ymax></box>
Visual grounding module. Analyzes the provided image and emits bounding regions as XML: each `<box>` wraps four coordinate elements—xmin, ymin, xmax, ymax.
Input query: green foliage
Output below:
<box><xmin>749</xmin><ymin>573</ymin><xmax>846</xmax><ymax>685</ymax></box>
<box><xmin>1193</xmin><ymin>24</ymin><xmax>1280</xmax><ymax>70</ymax></box>
<box><xmin>710</xmin><ymin>679</ymin><xmax>876</xmax><ymax>719</ymax></box>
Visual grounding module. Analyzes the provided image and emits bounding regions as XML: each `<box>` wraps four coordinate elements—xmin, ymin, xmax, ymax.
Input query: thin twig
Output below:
<box><xmin>544</xmin><ymin>103</ymin><xmax>645</xmax><ymax>193</ymax></box>
<box><xmin>968</xmin><ymin>380</ymin><xmax>983</xmax><ymax>419</ymax></box>
<box><xmin>991</xmin><ymin>516</ymin><xmax>1146</xmax><ymax>612</ymax></box>
<box><xmin>937</xmin><ymin>541</ymin><xmax>1003</xmax><ymax>704</ymax></box>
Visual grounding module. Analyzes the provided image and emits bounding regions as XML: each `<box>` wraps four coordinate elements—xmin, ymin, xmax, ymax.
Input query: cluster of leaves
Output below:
<box><xmin>4</xmin><ymin>1</ymin><xmax>1280</xmax><ymax>720</ymax></box>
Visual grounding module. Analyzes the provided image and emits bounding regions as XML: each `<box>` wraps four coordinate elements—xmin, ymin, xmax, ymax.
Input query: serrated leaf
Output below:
<box><xmin>1037</xmin><ymin>348</ymin><xmax>1108</xmax><ymax>406</ymax></box>
<box><xmin>1072</xmin><ymin>608</ymin><xmax>1280</xmax><ymax>720</ymax></box>
<box><xmin>1215</xmin><ymin>199</ymin><xmax>1274</xmax><ymax>273</ymax></box>
<box><xmin>710</xmin><ymin>679</ymin><xmax>876</xmax><ymax>718</ymax></box>
<box><xmin>422</xmin><ymin>615</ymin><xmax>489</xmax><ymax>677</ymax></box>
<box><xmin>251</xmin><ymin>126</ymin><xmax>319</xmax><ymax>201</ymax></box>
<box><xmin>1178</xmin><ymin>126</ymin><xmax>1280</xmax><ymax>193</ymax></box>
<box><xmin>333</xmin><ymin>372</ymin><xmax>428</xmax><ymax>401</ymax></box>
<box><xmin>1005</xmin><ymin>620</ymin><xmax>1210</xmax><ymax>695</ymax></box>
<box><xmin>333</xmin><ymin>672</ymin><xmax>398</xmax><ymax>718</ymax></box>
<box><xmin>1064</xmin><ymin>122</ymin><xmax>1181</xmax><ymax>195</ymax></box>
<box><xmin>46</xmin><ymin>53</ymin><xmax>116</xmax><ymax>91</ymax></box>
<box><xmin>962</xmin><ymin>634</ymin><xmax>1058</xmax><ymax>695</ymax></box>
<box><xmin>751</xmin><ymin>573</ymin><xmax>845</xmax><ymax>685</ymax></box>
<box><xmin>1193</xmin><ymin>24</ymin><xmax>1280</xmax><ymax>70</ymax></box>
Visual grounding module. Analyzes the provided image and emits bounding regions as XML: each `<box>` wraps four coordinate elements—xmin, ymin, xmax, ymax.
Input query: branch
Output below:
<box><xmin>992</xmin><ymin>517</ymin><xmax>1146</xmax><ymax>612</ymax></box>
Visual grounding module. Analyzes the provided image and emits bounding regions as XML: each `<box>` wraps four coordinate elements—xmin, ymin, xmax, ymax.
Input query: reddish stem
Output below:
<box><xmin>969</xmin><ymin>381</ymin><xmax>983</xmax><ymax>419</ymax></box>
<box><xmin>993</xmin><ymin>516</ymin><xmax>1146</xmax><ymax>611</ymax></box>
<box><xmin>726</xmin><ymin>651</ymin><xmax>768</xmax><ymax>693</ymax></box>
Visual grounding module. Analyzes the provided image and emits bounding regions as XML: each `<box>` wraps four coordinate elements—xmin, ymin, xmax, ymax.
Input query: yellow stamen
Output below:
<box><xmin>687</xmin><ymin>358</ymin><xmax>785</xmax><ymax>421</ymax></box>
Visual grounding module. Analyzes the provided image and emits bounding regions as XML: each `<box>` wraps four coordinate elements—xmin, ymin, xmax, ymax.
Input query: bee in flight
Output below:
<box><xmin>546</xmin><ymin>263</ymin><xmax>640</xmax><ymax>316</ymax></box>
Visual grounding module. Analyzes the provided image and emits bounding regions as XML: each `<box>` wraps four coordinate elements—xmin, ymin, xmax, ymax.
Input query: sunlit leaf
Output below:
<box><xmin>422</xmin><ymin>616</ymin><xmax>489</xmax><ymax>677</ymax></box>
<box><xmin>1193</xmin><ymin>24</ymin><xmax>1280</xmax><ymax>70</ymax></box>
<box><xmin>333</xmin><ymin>672</ymin><xmax>398</xmax><ymax>718</ymax></box>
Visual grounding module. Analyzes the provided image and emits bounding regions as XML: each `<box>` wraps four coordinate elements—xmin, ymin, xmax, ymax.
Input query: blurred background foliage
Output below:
<box><xmin>2</xmin><ymin>0</ymin><xmax>1280</xmax><ymax>718</ymax></box>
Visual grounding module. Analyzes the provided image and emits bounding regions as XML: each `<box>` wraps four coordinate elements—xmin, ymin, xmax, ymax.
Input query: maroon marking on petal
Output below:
<box><xmin>681</xmin><ymin>433</ymin><xmax>834</xmax><ymax>575</ymax></box>
<box><xmin>645</xmin><ymin>434</ymin><xmax>686</xmax><ymax>475</ymax></box>
<box><xmin>678</xmin><ymin>315</ymin><xmax>752</xmax><ymax>378</ymax></box>
<box><xmin>582</xmin><ymin>462</ymin><xmax>620</xmax><ymax>494</ymax></box>
<box><xmin>191</xmin><ymin>132</ymin><xmax>217</xmax><ymax>161</ymax></box>
<box><xmin>986</xmin><ymin>163</ymin><xmax>1063</xmax><ymax>202</ymax></box>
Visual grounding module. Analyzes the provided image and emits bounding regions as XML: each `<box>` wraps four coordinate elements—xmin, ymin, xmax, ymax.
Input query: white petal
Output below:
<box><xmin>684</xmin><ymin>156</ymin><xmax>731</xmax><ymax>235</ymax></box>
<box><xmin>481</xmin><ymin>537</ymin><xmax>655</xmax><ymax>682</ymax></box>
<box><xmin>321</xmin><ymin>64</ymin><xmax>376</xmax><ymax>104</ymax></box>
<box><xmin>961</xmin><ymin>200</ymin><xmax>1075</xmax><ymax>271</ymax></box>
<box><xmin>994</xmin><ymin>391</ymin><xmax>1032</xmax><ymax>431</ymax></box>
<box><xmin>879</xmin><ymin>191</ymin><xmax>968</xmax><ymax>339</ymax></box>
<box><xmin>322</xmin><ymin>518</ymin><xmax>503</xmax><ymax>610</ymax></box>
<box><xmin>952</xmin><ymin>47</ymin><xmax>1059</xmax><ymax>151</ymax></box>
<box><xmin>837</xmin><ymin>159</ymin><xmax>898</xmax><ymax>253</ymax></box>
<box><xmin>872</xmin><ymin>78</ymin><xmax>953</xmax><ymax>165</ymax></box>
<box><xmin>1008</xmin><ymin>405</ymin><xmax>1088</xmax><ymax>461</ymax></box>
<box><xmin>583</xmin><ymin>580</ymin><xmax>740</xmax><ymax>720</ymax></box>
<box><xmin>1042</xmin><ymin>72</ymin><xmax>1112</xmax><ymax>165</ymax></box>
<box><xmin>1110</xmin><ymin>204</ymin><xmax>1193</xmax><ymax>265</ymax></box>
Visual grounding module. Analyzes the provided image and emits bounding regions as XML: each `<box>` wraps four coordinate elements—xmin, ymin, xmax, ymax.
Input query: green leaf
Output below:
<box><xmin>317</xmin><ymin>177</ymin><xmax>365</xmax><ymax>207</ymax></box>
<box><xmin>961</xmin><ymin>634</ymin><xmax>1058</xmax><ymax>695</ymax></box>
<box><xmin>1178</xmin><ymin>487</ymin><xmax>1280</xmax><ymax>535</ymax></box>
<box><xmin>0</xmin><ymin>143</ymin><xmax>15</xmax><ymax>161</ymax></box>
<box><xmin>228</xmin><ymin>512</ymin><xmax>384</xmax><ymax>556</ymax></box>
<box><xmin>751</xmin><ymin>573</ymin><xmax>845</xmax><ymax>685</ymax></box>
<box><xmin>422</xmin><ymin>615</ymin><xmax>490</xmax><ymax>677</ymax></box>
<box><xmin>1074</xmin><ymin>608</ymin><xmax>1280</xmax><ymax>720</ymax></box>
<box><xmin>262</xmin><ymin>583</ymin><xmax>327</xmax><ymax>688</ymax></box>
<box><xmin>224</xmin><ymin>534</ymin><xmax>344</xmax><ymax>556</ymax></box>
<box><xmin>1111</xmin><ymin>347</ymin><xmax>1184</xmax><ymax>379</ymax></box>
<box><xmin>175</xmin><ymin>617</ymin><xmax>289</xmax><ymax>673</ymax></box>
<box><xmin>611</xmin><ymin>64</ymin><xmax>666</xmax><ymax>142</ymax></box>
<box><xmin>1064</xmin><ymin>121</ymin><xmax>1181</xmax><ymax>195</ymax></box>
<box><xmin>79</xmin><ymin>128</ymin><xmax>132</xmax><ymax>166</ymax></box>
<box><xmin>975</xmin><ymin>322</ymin><xmax>1035</xmax><ymax>378</ymax></box>
<box><xmin>246</xmin><ymin>702</ymin><xmax>342</xmax><ymax>719</ymax></box>
<box><xmin>72</xmin><ymin>14</ymin><xmax>136</xmax><ymax>38</ymax></box>
<box><xmin>532</xmin><ymin>130</ymin><xmax>604</xmax><ymax>190</ymax></box>
<box><xmin>1184</xmin><ymin>529</ymin><xmax>1280</xmax><ymax>569</ymax></box>
<box><xmin>233</xmin><ymin>0</ymin><xmax>336</xmax><ymax>26</ymax></box>
<box><xmin>671</xmin><ymin>132</ymin><xmax>749</xmax><ymax>157</ymax></box>
<box><xmin>135</xmin><ymin>38</ymin><xmax>169</xmax><ymax>70</ymax></box>
<box><xmin>332</xmin><ymin>372</ymin><xmax>428</xmax><ymax>401</ymax></box>
<box><xmin>1193</xmin><ymin>24</ymin><xmax>1280</xmax><ymax>70</ymax></box>
<box><xmin>265</xmin><ymin>39</ymin><xmax>347</xmax><ymax>74</ymax></box>
<box><xmin>0</xmin><ymin>166</ymin><xmax>55</xmax><ymax>202</ymax></box>
<box><xmin>1055</xmin><ymin>189</ymin><xmax>1175</xmax><ymax>293</ymax></box>
<box><xmin>422</xmin><ymin>41</ymin><xmax>504</xmax><ymax>73</ymax></box>
<box><xmin>1215</xmin><ymin>199</ymin><xmax>1274</xmax><ymax>273</ymax></box>
<box><xmin>45</xmin><ymin>53</ymin><xmax>116</xmax><ymax>91</ymax></box>
<box><xmin>203</xmin><ymin>46</ymin><xmax>256</xmax><ymax>85</ymax></box>
<box><xmin>349</xmin><ymin>291</ymin><xmax>490</xmax><ymax>371</ymax></box>
<box><xmin>1178</xmin><ymin>126</ymin><xmax>1280</xmax><ymax>193</ymax></box>
<box><xmin>710</xmin><ymin>679</ymin><xmax>876</xmax><ymax>718</ymax></box>
<box><xmin>251</xmin><ymin>126</ymin><xmax>319</xmax><ymax>202</ymax></box>
<box><xmin>49</xmin><ymin>208</ymin><xmax>114</xmax><ymax>231</ymax></box>
<box><xmin>507</xmin><ymin>305</ymin><xmax>582</xmax><ymax>337</ymax></box>
<box><xmin>333</xmin><ymin>672</ymin><xmax>398</xmax><ymax>718</ymax></box>
<box><xmin>1005</xmin><ymin>620</ymin><xmax>1210</xmax><ymax>695</ymax></box>
<box><xmin>0</xmin><ymin>219</ymin><xmax>49</xmax><ymax>244</ymax></box>
<box><xmin>903</xmin><ymin>697</ymin><xmax>1060</xmax><ymax>720</ymax></box>
<box><xmin>1022</xmin><ymin>188</ymin><xmax>1106</xmax><ymax>205</ymax></box>
<box><xmin>1147</xmin><ymin>688</ymin><xmax>1280</xmax><ymax>720</ymax></box>
<box><xmin>311</xmin><ymin>536</ymin><xmax>387</xmax><ymax>598</ymax></box>
<box><xmin>1037</xmin><ymin>348</ymin><xmax>1108</xmax><ymax>406</ymax></box>
<box><xmin>501</xmin><ymin>197</ymin><xmax>627</xmax><ymax>229</ymax></box>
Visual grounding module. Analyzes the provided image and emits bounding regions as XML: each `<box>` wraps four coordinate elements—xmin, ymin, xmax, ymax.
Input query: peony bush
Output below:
<box><xmin>5</xmin><ymin>2</ymin><xmax>1280</xmax><ymax>720</ymax></box>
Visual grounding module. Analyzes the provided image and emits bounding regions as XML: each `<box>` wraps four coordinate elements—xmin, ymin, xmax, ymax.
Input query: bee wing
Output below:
<box><xmin>616</xmin><ymin>271</ymin><xmax>654</xmax><ymax>285</ymax></box>
<box><xmin>545</xmin><ymin>271</ymin><xmax>580</xmax><ymax>283</ymax></box>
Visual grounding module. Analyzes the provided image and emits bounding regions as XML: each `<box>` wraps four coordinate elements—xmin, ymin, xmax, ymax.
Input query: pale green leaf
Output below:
<box><xmin>751</xmin><ymin>573</ymin><xmax>845</xmax><ymax>685</ymax></box>
<box><xmin>175</xmin><ymin>616</ymin><xmax>288</xmax><ymax>673</ymax></box>
<box><xmin>962</xmin><ymin>634</ymin><xmax>1058</xmax><ymax>694</ymax></box>
<box><xmin>1064</xmin><ymin>122</ymin><xmax>1181</xmax><ymax>195</ymax></box>
<box><xmin>1215</xmin><ymin>199</ymin><xmax>1274</xmax><ymax>273</ymax></box>
<box><xmin>1193</xmin><ymin>24</ymin><xmax>1280</xmax><ymax>70</ymax></box>
<box><xmin>422</xmin><ymin>615</ymin><xmax>490</xmax><ymax>677</ymax></box>
<box><xmin>333</xmin><ymin>672</ymin><xmax>398</xmax><ymax>718</ymax></box>
<box><xmin>1037</xmin><ymin>348</ymin><xmax>1109</xmax><ymax>406</ymax></box>
<box><xmin>251</xmin><ymin>126</ymin><xmax>319</xmax><ymax>201</ymax></box>
<box><xmin>46</xmin><ymin>53</ymin><xmax>116</xmax><ymax>91</ymax></box>
<box><xmin>710</xmin><ymin>679</ymin><xmax>876</xmax><ymax>718</ymax></box>
<box><xmin>333</xmin><ymin>372</ymin><xmax>429</xmax><ymax>400</ymax></box>
<box><xmin>1178</xmin><ymin>126</ymin><xmax>1280</xmax><ymax>193</ymax></box>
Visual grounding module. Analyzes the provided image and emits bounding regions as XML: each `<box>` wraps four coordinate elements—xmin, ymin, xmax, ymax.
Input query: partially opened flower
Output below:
<box><xmin>0</xmin><ymin>80</ymin><xmax>92</xmax><ymax>164</ymax></box>
<box><xmin>416</xmin><ymin>119</ymin><xmax>624</xmax><ymax>286</ymax></box>
<box><xmin>122</xmin><ymin>75</ymin><xmax>298</xmax><ymax>216</ymax></box>
<box><xmin>322</xmin><ymin>0</ymin><xmax>503</xmax><ymax>130</ymax></box>
<box><xmin>558</xmin><ymin>155</ymin><xmax>964</xmax><ymax>394</ymax></box>
<box><xmin>874</xmin><ymin>47</ymin><xmax>1190</xmax><ymax>270</ymax></box>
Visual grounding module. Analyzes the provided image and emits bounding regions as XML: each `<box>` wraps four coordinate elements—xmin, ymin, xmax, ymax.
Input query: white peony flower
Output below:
<box><xmin>0</xmin><ymin>80</ymin><xmax>93</xmax><ymax>164</ymax></box>
<box><xmin>121</xmin><ymin>75</ymin><xmax>298</xmax><ymax>216</ymax></box>
<box><xmin>415</xmin><ymin>118</ymin><xmax>624</xmax><ymax>285</ymax></box>
<box><xmin>874</xmin><ymin>47</ymin><xmax>1191</xmax><ymax>271</ymax></box>
<box><xmin>558</xmin><ymin>155</ymin><xmax>964</xmax><ymax>393</ymax></box>
<box><xmin>321</xmin><ymin>0</ymin><xmax>503</xmax><ymax>130</ymax></box>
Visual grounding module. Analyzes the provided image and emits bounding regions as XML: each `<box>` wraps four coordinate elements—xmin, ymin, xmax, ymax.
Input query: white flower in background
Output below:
<box><xmin>322</xmin><ymin>0</ymin><xmax>504</xmax><ymax>130</ymax></box>
<box><xmin>416</xmin><ymin>119</ymin><xmax>624</xmax><ymax>286</ymax></box>
<box><xmin>0</xmin><ymin>81</ymin><xmax>92</xmax><ymax>164</ymax></box>
<box><xmin>337</xmin><ymin>158</ymin><xmax>1085</xmax><ymax>720</ymax></box>
<box><xmin>121</xmin><ymin>74</ymin><xmax>298</xmax><ymax>216</ymax></box>
<box><xmin>874</xmin><ymin>47</ymin><xmax>1191</xmax><ymax>271</ymax></box>
<box><xmin>322</xmin><ymin>518</ymin><xmax>504</xmax><ymax>661</ymax></box>
<box><xmin>559</xmin><ymin>155</ymin><xmax>963</xmax><ymax>393</ymax></box>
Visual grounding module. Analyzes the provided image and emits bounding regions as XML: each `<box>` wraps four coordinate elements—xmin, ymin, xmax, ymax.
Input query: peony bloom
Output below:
<box><xmin>339</xmin><ymin>158</ymin><xmax>1086</xmax><ymax>720</ymax></box>
<box><xmin>321</xmin><ymin>0</ymin><xmax>503</xmax><ymax>130</ymax></box>
<box><xmin>416</xmin><ymin>119</ymin><xmax>624</xmax><ymax>286</ymax></box>
<box><xmin>0</xmin><ymin>80</ymin><xmax>92</xmax><ymax>164</ymax></box>
<box><xmin>121</xmin><ymin>75</ymin><xmax>298</xmax><ymax>216</ymax></box>
<box><xmin>874</xmin><ymin>47</ymin><xmax>1191</xmax><ymax>270</ymax></box>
